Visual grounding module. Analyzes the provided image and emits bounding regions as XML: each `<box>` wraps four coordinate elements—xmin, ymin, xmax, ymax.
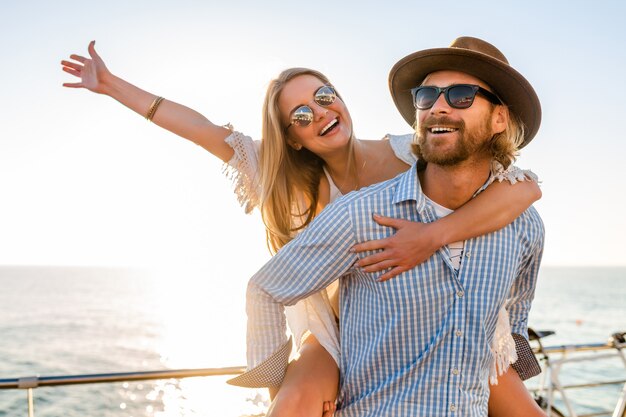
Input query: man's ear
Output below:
<box><xmin>491</xmin><ymin>105</ymin><xmax>508</xmax><ymax>134</ymax></box>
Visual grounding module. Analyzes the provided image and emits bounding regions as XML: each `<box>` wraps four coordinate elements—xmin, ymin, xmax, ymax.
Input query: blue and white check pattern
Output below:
<box><xmin>246</xmin><ymin>163</ymin><xmax>544</xmax><ymax>417</ymax></box>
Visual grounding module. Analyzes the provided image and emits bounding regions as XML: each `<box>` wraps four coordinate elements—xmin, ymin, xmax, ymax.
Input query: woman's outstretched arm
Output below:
<box><xmin>61</xmin><ymin>41</ymin><xmax>234</xmax><ymax>162</ymax></box>
<box><xmin>352</xmin><ymin>178</ymin><xmax>541</xmax><ymax>281</ymax></box>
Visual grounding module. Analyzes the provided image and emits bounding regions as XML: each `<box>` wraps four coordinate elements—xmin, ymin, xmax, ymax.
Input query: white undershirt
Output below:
<box><xmin>425</xmin><ymin>196</ymin><xmax>465</xmax><ymax>271</ymax></box>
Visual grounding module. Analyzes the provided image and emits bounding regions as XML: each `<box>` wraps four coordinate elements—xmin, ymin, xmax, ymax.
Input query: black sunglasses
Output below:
<box><xmin>411</xmin><ymin>84</ymin><xmax>501</xmax><ymax>110</ymax></box>
<box><xmin>286</xmin><ymin>85</ymin><xmax>337</xmax><ymax>129</ymax></box>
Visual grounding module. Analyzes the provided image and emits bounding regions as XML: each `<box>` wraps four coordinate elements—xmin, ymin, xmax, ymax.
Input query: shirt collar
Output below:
<box><xmin>392</xmin><ymin>163</ymin><xmax>427</xmax><ymax>211</ymax></box>
<box><xmin>392</xmin><ymin>162</ymin><xmax>495</xmax><ymax>209</ymax></box>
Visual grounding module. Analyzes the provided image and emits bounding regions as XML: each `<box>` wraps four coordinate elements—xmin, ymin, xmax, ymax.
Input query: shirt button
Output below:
<box><xmin>452</xmin><ymin>368</ymin><xmax>460</xmax><ymax>375</ymax></box>
<box><xmin>465</xmin><ymin>251</ymin><xmax>471</xmax><ymax>258</ymax></box>
<box><xmin>450</xmin><ymin>404</ymin><xmax>457</xmax><ymax>412</ymax></box>
<box><xmin>457</xmin><ymin>290</ymin><xmax>464</xmax><ymax>298</ymax></box>
<box><xmin>455</xmin><ymin>330</ymin><xmax>463</xmax><ymax>337</ymax></box>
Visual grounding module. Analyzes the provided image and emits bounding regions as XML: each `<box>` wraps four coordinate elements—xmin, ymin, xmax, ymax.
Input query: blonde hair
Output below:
<box><xmin>259</xmin><ymin>68</ymin><xmax>356</xmax><ymax>253</ymax></box>
<box><xmin>488</xmin><ymin>108</ymin><xmax>525</xmax><ymax>169</ymax></box>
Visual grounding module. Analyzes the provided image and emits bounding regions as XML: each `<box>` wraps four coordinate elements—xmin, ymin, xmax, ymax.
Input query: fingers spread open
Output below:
<box><xmin>88</xmin><ymin>40</ymin><xmax>100</xmax><ymax>59</ymax></box>
<box><xmin>351</xmin><ymin>237</ymin><xmax>389</xmax><ymax>254</ymax></box>
<box><xmin>372</xmin><ymin>214</ymin><xmax>403</xmax><ymax>228</ymax></box>
<box><xmin>61</xmin><ymin>67</ymin><xmax>81</xmax><ymax>78</ymax></box>
<box><xmin>377</xmin><ymin>266</ymin><xmax>407</xmax><ymax>282</ymax></box>
<box><xmin>70</xmin><ymin>54</ymin><xmax>87</xmax><ymax>64</ymax></box>
<box><xmin>356</xmin><ymin>250</ymin><xmax>391</xmax><ymax>268</ymax></box>
<box><xmin>61</xmin><ymin>60</ymin><xmax>83</xmax><ymax>71</ymax></box>
<box><xmin>361</xmin><ymin>259</ymin><xmax>396</xmax><ymax>273</ymax></box>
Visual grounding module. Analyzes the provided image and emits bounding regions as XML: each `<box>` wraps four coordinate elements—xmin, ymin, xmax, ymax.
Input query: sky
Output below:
<box><xmin>1</xmin><ymin>0</ymin><xmax>625</xmax><ymax>269</ymax></box>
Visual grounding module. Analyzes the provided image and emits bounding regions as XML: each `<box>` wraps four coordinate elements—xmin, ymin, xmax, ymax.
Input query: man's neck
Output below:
<box><xmin>418</xmin><ymin>157</ymin><xmax>492</xmax><ymax>210</ymax></box>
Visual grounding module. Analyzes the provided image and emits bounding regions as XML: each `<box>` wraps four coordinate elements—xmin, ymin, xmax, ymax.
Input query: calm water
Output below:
<box><xmin>0</xmin><ymin>266</ymin><xmax>624</xmax><ymax>416</ymax></box>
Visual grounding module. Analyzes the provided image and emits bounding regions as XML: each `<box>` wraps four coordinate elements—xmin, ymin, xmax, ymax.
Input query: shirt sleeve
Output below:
<box><xmin>387</xmin><ymin>133</ymin><xmax>417</xmax><ymax>166</ymax></box>
<box><xmin>235</xmin><ymin>201</ymin><xmax>358</xmax><ymax>387</ymax></box>
<box><xmin>510</xmin><ymin>333</ymin><xmax>542</xmax><ymax>380</ymax></box>
<box><xmin>505</xmin><ymin>209</ymin><xmax>545</xmax><ymax>380</ymax></box>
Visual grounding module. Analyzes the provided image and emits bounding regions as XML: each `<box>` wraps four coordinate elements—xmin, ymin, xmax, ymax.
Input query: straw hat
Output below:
<box><xmin>388</xmin><ymin>36</ymin><xmax>541</xmax><ymax>148</ymax></box>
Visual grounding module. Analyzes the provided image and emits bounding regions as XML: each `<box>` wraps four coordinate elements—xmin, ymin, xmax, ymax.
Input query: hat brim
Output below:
<box><xmin>388</xmin><ymin>48</ymin><xmax>541</xmax><ymax>148</ymax></box>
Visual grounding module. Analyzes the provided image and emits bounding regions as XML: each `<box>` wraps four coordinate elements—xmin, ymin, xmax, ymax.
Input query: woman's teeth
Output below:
<box><xmin>320</xmin><ymin>119</ymin><xmax>339</xmax><ymax>136</ymax></box>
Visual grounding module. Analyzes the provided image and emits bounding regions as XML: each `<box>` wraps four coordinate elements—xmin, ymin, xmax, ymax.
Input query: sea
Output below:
<box><xmin>0</xmin><ymin>266</ymin><xmax>624</xmax><ymax>417</ymax></box>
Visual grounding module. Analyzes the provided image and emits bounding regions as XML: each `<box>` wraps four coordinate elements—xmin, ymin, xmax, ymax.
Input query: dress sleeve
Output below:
<box><xmin>489</xmin><ymin>306</ymin><xmax>518</xmax><ymax>385</ymax></box>
<box><xmin>222</xmin><ymin>130</ymin><xmax>262</xmax><ymax>213</ymax></box>
<box><xmin>488</xmin><ymin>161</ymin><xmax>540</xmax><ymax>185</ymax></box>
<box><xmin>387</xmin><ymin>133</ymin><xmax>417</xmax><ymax>166</ymax></box>
<box><xmin>284</xmin><ymin>283</ymin><xmax>341</xmax><ymax>366</ymax></box>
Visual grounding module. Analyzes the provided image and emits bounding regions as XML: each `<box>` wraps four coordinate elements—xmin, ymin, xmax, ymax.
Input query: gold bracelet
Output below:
<box><xmin>146</xmin><ymin>96</ymin><xmax>165</xmax><ymax>121</ymax></box>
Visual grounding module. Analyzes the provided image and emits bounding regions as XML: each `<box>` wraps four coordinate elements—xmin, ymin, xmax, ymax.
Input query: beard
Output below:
<box><xmin>414</xmin><ymin>115</ymin><xmax>493</xmax><ymax>166</ymax></box>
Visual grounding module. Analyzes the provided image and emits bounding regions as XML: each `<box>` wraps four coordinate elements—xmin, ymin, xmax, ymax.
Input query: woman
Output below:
<box><xmin>61</xmin><ymin>41</ymin><xmax>545</xmax><ymax>417</ymax></box>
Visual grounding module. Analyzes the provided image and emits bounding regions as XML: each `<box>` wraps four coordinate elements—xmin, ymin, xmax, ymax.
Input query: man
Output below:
<box><xmin>236</xmin><ymin>37</ymin><xmax>544</xmax><ymax>416</ymax></box>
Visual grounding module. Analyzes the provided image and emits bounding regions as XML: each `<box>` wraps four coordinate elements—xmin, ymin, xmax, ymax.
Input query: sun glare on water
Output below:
<box><xmin>137</xmin><ymin>231</ymin><xmax>272</xmax><ymax>416</ymax></box>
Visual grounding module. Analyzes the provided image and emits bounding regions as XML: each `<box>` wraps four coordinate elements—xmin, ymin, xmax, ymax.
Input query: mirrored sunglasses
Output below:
<box><xmin>286</xmin><ymin>85</ymin><xmax>337</xmax><ymax>129</ymax></box>
<box><xmin>411</xmin><ymin>84</ymin><xmax>501</xmax><ymax>110</ymax></box>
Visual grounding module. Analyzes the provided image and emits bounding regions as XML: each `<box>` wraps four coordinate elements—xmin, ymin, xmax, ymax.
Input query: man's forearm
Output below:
<box><xmin>243</xmin><ymin>200</ymin><xmax>356</xmax><ymax>375</ymax></box>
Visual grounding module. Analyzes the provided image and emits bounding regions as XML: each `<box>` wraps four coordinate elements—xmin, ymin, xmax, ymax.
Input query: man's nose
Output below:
<box><xmin>429</xmin><ymin>92</ymin><xmax>451</xmax><ymax>114</ymax></box>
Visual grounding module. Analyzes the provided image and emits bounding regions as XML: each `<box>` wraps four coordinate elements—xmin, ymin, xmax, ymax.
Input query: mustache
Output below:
<box><xmin>421</xmin><ymin>116</ymin><xmax>465</xmax><ymax>130</ymax></box>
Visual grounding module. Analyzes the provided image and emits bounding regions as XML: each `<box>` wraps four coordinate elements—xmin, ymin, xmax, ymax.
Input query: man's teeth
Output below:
<box><xmin>320</xmin><ymin>119</ymin><xmax>338</xmax><ymax>136</ymax></box>
<box><xmin>430</xmin><ymin>127</ymin><xmax>457</xmax><ymax>133</ymax></box>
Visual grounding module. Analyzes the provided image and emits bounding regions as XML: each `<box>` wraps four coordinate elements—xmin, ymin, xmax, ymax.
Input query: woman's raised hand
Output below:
<box><xmin>61</xmin><ymin>41</ymin><xmax>110</xmax><ymax>94</ymax></box>
<box><xmin>351</xmin><ymin>214</ymin><xmax>443</xmax><ymax>282</ymax></box>
<box><xmin>59</xmin><ymin>41</ymin><xmax>234</xmax><ymax>161</ymax></box>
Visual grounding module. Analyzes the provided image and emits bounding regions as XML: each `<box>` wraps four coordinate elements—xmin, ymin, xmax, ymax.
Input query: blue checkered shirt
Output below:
<box><xmin>246</xmin><ymin>163</ymin><xmax>544</xmax><ymax>417</ymax></box>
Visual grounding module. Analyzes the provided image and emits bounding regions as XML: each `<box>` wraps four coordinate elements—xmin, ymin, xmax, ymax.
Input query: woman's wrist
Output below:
<box><xmin>426</xmin><ymin>219</ymin><xmax>450</xmax><ymax>249</ymax></box>
<box><xmin>99</xmin><ymin>73</ymin><xmax>124</xmax><ymax>98</ymax></box>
